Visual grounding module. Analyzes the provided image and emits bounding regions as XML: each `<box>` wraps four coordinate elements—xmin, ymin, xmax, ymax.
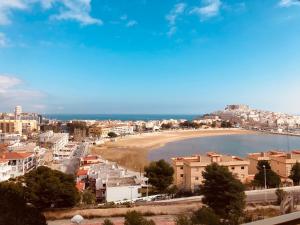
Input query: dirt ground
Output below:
<box><xmin>45</xmin><ymin>201</ymin><xmax>201</xmax><ymax>221</ymax></box>
<box><xmin>91</xmin><ymin>129</ymin><xmax>254</xmax><ymax>171</ymax></box>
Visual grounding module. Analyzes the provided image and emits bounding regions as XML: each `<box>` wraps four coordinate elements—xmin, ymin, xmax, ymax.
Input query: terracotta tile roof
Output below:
<box><xmin>77</xmin><ymin>169</ymin><xmax>88</xmax><ymax>176</ymax></box>
<box><xmin>0</xmin><ymin>158</ymin><xmax>8</xmax><ymax>163</ymax></box>
<box><xmin>2</xmin><ymin>152</ymin><xmax>34</xmax><ymax>160</ymax></box>
<box><xmin>83</xmin><ymin>155</ymin><xmax>99</xmax><ymax>161</ymax></box>
<box><xmin>76</xmin><ymin>181</ymin><xmax>85</xmax><ymax>192</ymax></box>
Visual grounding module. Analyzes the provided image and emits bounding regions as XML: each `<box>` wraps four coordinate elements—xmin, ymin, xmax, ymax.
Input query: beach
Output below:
<box><xmin>91</xmin><ymin>129</ymin><xmax>254</xmax><ymax>171</ymax></box>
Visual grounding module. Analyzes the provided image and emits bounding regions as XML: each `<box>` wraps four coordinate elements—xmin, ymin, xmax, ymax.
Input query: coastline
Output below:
<box><xmin>91</xmin><ymin>128</ymin><xmax>255</xmax><ymax>171</ymax></box>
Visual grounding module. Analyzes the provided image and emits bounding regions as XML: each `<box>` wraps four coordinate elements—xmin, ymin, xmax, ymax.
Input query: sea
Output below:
<box><xmin>44</xmin><ymin>114</ymin><xmax>198</xmax><ymax>121</ymax></box>
<box><xmin>149</xmin><ymin>134</ymin><xmax>300</xmax><ymax>161</ymax></box>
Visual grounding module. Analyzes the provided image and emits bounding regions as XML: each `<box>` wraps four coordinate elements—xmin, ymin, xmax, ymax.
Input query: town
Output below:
<box><xmin>2</xmin><ymin>105</ymin><xmax>300</xmax><ymax>225</ymax></box>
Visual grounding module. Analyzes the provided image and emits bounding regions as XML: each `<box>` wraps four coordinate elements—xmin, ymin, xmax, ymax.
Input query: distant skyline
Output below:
<box><xmin>1</xmin><ymin>0</ymin><xmax>300</xmax><ymax>114</ymax></box>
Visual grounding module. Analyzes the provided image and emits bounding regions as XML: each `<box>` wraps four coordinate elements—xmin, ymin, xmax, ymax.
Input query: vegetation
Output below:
<box><xmin>275</xmin><ymin>188</ymin><xmax>286</xmax><ymax>205</ymax></box>
<box><xmin>124</xmin><ymin>211</ymin><xmax>156</xmax><ymax>225</ymax></box>
<box><xmin>0</xmin><ymin>182</ymin><xmax>47</xmax><ymax>225</ymax></box>
<box><xmin>82</xmin><ymin>189</ymin><xmax>96</xmax><ymax>205</ymax></box>
<box><xmin>24</xmin><ymin>166</ymin><xmax>80</xmax><ymax>210</ymax></box>
<box><xmin>221</xmin><ymin>121</ymin><xmax>232</xmax><ymax>128</ymax></box>
<box><xmin>253</xmin><ymin>160</ymin><xmax>281</xmax><ymax>188</ymax></box>
<box><xmin>108</xmin><ymin>131</ymin><xmax>118</xmax><ymax>138</ymax></box>
<box><xmin>103</xmin><ymin>219</ymin><xmax>115</xmax><ymax>225</ymax></box>
<box><xmin>289</xmin><ymin>162</ymin><xmax>300</xmax><ymax>185</ymax></box>
<box><xmin>175</xmin><ymin>207</ymin><xmax>220</xmax><ymax>225</ymax></box>
<box><xmin>175</xmin><ymin>215</ymin><xmax>193</xmax><ymax>225</ymax></box>
<box><xmin>161</xmin><ymin>123</ymin><xmax>173</xmax><ymax>130</ymax></box>
<box><xmin>144</xmin><ymin>159</ymin><xmax>174</xmax><ymax>192</ymax></box>
<box><xmin>201</xmin><ymin>163</ymin><xmax>246</xmax><ymax>225</ymax></box>
<box><xmin>191</xmin><ymin>207</ymin><xmax>221</xmax><ymax>225</ymax></box>
<box><xmin>179</xmin><ymin>121</ymin><xmax>200</xmax><ymax>129</ymax></box>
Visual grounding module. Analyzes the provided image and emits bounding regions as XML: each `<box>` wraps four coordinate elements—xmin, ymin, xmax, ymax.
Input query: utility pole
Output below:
<box><xmin>263</xmin><ymin>165</ymin><xmax>267</xmax><ymax>203</ymax></box>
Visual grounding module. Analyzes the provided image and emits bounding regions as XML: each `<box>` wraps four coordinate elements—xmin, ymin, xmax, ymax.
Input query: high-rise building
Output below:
<box><xmin>14</xmin><ymin>106</ymin><xmax>22</xmax><ymax>119</ymax></box>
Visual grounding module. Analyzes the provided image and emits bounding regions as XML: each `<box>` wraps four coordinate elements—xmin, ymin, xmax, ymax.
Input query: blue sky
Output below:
<box><xmin>0</xmin><ymin>0</ymin><xmax>300</xmax><ymax>114</ymax></box>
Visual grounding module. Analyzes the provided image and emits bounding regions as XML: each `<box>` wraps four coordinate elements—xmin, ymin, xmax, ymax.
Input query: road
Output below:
<box><xmin>152</xmin><ymin>186</ymin><xmax>300</xmax><ymax>204</ymax></box>
<box><xmin>61</xmin><ymin>142</ymin><xmax>90</xmax><ymax>174</ymax></box>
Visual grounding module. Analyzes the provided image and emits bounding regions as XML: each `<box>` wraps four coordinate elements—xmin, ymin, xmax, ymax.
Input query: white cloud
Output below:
<box><xmin>279</xmin><ymin>0</ymin><xmax>300</xmax><ymax>7</ymax></box>
<box><xmin>50</xmin><ymin>0</ymin><xmax>102</xmax><ymax>26</ymax></box>
<box><xmin>0</xmin><ymin>75</ymin><xmax>21</xmax><ymax>91</ymax></box>
<box><xmin>166</xmin><ymin>3</ymin><xmax>187</xmax><ymax>25</ymax></box>
<box><xmin>0</xmin><ymin>32</ymin><xmax>8</xmax><ymax>47</ymax></box>
<box><xmin>0</xmin><ymin>75</ymin><xmax>45</xmax><ymax>111</ymax></box>
<box><xmin>126</xmin><ymin>20</ymin><xmax>137</xmax><ymax>27</ymax></box>
<box><xmin>190</xmin><ymin>0</ymin><xmax>222</xmax><ymax>19</ymax></box>
<box><xmin>0</xmin><ymin>0</ymin><xmax>102</xmax><ymax>26</ymax></box>
<box><xmin>0</xmin><ymin>0</ymin><xmax>26</xmax><ymax>25</ymax></box>
<box><xmin>166</xmin><ymin>3</ymin><xmax>187</xmax><ymax>36</ymax></box>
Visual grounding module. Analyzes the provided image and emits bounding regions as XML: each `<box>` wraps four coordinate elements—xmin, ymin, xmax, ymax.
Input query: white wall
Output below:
<box><xmin>106</xmin><ymin>185</ymin><xmax>141</xmax><ymax>202</ymax></box>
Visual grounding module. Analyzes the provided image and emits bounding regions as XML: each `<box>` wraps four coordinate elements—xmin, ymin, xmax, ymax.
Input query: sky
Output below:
<box><xmin>0</xmin><ymin>0</ymin><xmax>300</xmax><ymax>114</ymax></box>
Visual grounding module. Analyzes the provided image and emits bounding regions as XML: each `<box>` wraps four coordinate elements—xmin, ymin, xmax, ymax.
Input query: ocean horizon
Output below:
<box><xmin>44</xmin><ymin>114</ymin><xmax>199</xmax><ymax>121</ymax></box>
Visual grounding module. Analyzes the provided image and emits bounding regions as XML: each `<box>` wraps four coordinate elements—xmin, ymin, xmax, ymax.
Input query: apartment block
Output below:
<box><xmin>248</xmin><ymin>151</ymin><xmax>300</xmax><ymax>179</ymax></box>
<box><xmin>172</xmin><ymin>152</ymin><xmax>249</xmax><ymax>192</ymax></box>
<box><xmin>0</xmin><ymin>158</ymin><xmax>12</xmax><ymax>182</ymax></box>
<box><xmin>2</xmin><ymin>152</ymin><xmax>36</xmax><ymax>178</ymax></box>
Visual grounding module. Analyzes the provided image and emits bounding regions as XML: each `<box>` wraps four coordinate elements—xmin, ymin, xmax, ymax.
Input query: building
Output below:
<box><xmin>0</xmin><ymin>158</ymin><xmax>12</xmax><ymax>182</ymax></box>
<box><xmin>88</xmin><ymin>125</ymin><xmax>102</xmax><ymax>137</ymax></box>
<box><xmin>0</xmin><ymin>119</ymin><xmax>22</xmax><ymax>134</ymax></box>
<box><xmin>248</xmin><ymin>151</ymin><xmax>300</xmax><ymax>179</ymax></box>
<box><xmin>0</xmin><ymin>119</ymin><xmax>38</xmax><ymax>135</ymax></box>
<box><xmin>172</xmin><ymin>152</ymin><xmax>249</xmax><ymax>192</ymax></box>
<box><xmin>15</xmin><ymin>106</ymin><xmax>22</xmax><ymax>120</ymax></box>
<box><xmin>247</xmin><ymin>151</ymin><xmax>272</xmax><ymax>175</ymax></box>
<box><xmin>2</xmin><ymin>152</ymin><xmax>36</xmax><ymax>178</ymax></box>
<box><xmin>39</xmin><ymin>131</ymin><xmax>69</xmax><ymax>152</ymax></box>
<box><xmin>0</xmin><ymin>132</ymin><xmax>21</xmax><ymax>144</ymax></box>
<box><xmin>106</xmin><ymin>177</ymin><xmax>142</xmax><ymax>202</ymax></box>
<box><xmin>53</xmin><ymin>143</ymin><xmax>78</xmax><ymax>161</ymax></box>
<box><xmin>77</xmin><ymin>155</ymin><xmax>145</xmax><ymax>203</ymax></box>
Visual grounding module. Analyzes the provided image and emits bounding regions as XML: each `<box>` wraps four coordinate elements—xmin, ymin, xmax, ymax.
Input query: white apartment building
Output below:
<box><xmin>111</xmin><ymin>126</ymin><xmax>134</xmax><ymax>136</ymax></box>
<box><xmin>3</xmin><ymin>152</ymin><xmax>36</xmax><ymax>178</ymax></box>
<box><xmin>0</xmin><ymin>133</ymin><xmax>21</xmax><ymax>145</ymax></box>
<box><xmin>39</xmin><ymin>131</ymin><xmax>69</xmax><ymax>152</ymax></box>
<box><xmin>0</xmin><ymin>158</ymin><xmax>12</xmax><ymax>182</ymax></box>
<box><xmin>53</xmin><ymin>143</ymin><xmax>78</xmax><ymax>161</ymax></box>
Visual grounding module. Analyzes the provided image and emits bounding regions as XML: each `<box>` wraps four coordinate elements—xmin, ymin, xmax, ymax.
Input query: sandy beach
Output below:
<box><xmin>91</xmin><ymin>129</ymin><xmax>254</xmax><ymax>171</ymax></box>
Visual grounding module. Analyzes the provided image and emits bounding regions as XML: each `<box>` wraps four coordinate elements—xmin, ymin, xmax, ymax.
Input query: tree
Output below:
<box><xmin>24</xmin><ymin>166</ymin><xmax>80</xmax><ymax>210</ymax></box>
<box><xmin>124</xmin><ymin>211</ymin><xmax>156</xmax><ymax>225</ymax></box>
<box><xmin>253</xmin><ymin>160</ymin><xmax>281</xmax><ymax>188</ymax></box>
<box><xmin>103</xmin><ymin>219</ymin><xmax>115</xmax><ymax>225</ymax></box>
<box><xmin>221</xmin><ymin>121</ymin><xmax>232</xmax><ymax>128</ymax></box>
<box><xmin>289</xmin><ymin>162</ymin><xmax>300</xmax><ymax>185</ymax></box>
<box><xmin>175</xmin><ymin>215</ymin><xmax>192</xmax><ymax>225</ymax></box>
<box><xmin>0</xmin><ymin>182</ymin><xmax>47</xmax><ymax>225</ymax></box>
<box><xmin>201</xmin><ymin>163</ymin><xmax>245</xmax><ymax>224</ymax></box>
<box><xmin>108</xmin><ymin>132</ymin><xmax>118</xmax><ymax>138</ymax></box>
<box><xmin>161</xmin><ymin>123</ymin><xmax>173</xmax><ymax>130</ymax></box>
<box><xmin>191</xmin><ymin>207</ymin><xmax>221</xmax><ymax>225</ymax></box>
<box><xmin>82</xmin><ymin>189</ymin><xmax>96</xmax><ymax>205</ymax></box>
<box><xmin>275</xmin><ymin>188</ymin><xmax>286</xmax><ymax>205</ymax></box>
<box><xmin>144</xmin><ymin>159</ymin><xmax>174</xmax><ymax>192</ymax></box>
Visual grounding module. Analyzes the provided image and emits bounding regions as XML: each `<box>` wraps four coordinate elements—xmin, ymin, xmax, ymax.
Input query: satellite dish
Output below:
<box><xmin>71</xmin><ymin>215</ymin><xmax>84</xmax><ymax>224</ymax></box>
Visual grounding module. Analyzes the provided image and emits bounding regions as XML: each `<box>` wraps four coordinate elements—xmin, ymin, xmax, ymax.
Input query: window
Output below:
<box><xmin>180</xmin><ymin>174</ymin><xmax>184</xmax><ymax>178</ymax></box>
<box><xmin>195</xmin><ymin>177</ymin><xmax>199</xmax><ymax>180</ymax></box>
<box><xmin>241</xmin><ymin>166</ymin><xmax>244</xmax><ymax>170</ymax></box>
<box><xmin>180</xmin><ymin>166</ymin><xmax>183</xmax><ymax>170</ymax></box>
<box><xmin>231</xmin><ymin>167</ymin><xmax>235</xmax><ymax>170</ymax></box>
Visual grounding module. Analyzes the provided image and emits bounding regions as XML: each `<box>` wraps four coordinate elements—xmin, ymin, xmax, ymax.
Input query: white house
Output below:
<box><xmin>105</xmin><ymin>177</ymin><xmax>142</xmax><ymax>202</ymax></box>
<box><xmin>0</xmin><ymin>158</ymin><xmax>12</xmax><ymax>182</ymax></box>
<box><xmin>3</xmin><ymin>152</ymin><xmax>36</xmax><ymax>178</ymax></box>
